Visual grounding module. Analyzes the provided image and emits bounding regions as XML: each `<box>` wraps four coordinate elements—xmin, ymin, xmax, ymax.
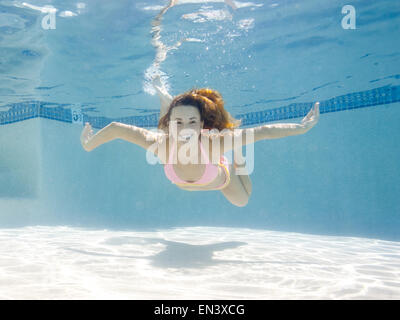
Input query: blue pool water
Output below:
<box><xmin>0</xmin><ymin>0</ymin><xmax>400</xmax><ymax>299</ymax></box>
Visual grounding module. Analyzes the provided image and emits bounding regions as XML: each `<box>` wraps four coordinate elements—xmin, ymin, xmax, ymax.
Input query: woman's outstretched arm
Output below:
<box><xmin>80</xmin><ymin>122</ymin><xmax>160</xmax><ymax>152</ymax></box>
<box><xmin>251</xmin><ymin>101</ymin><xmax>320</xmax><ymax>142</ymax></box>
<box><xmin>218</xmin><ymin>102</ymin><xmax>320</xmax><ymax>153</ymax></box>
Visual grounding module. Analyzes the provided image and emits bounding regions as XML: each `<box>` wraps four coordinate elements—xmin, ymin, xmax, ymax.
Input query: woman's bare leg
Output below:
<box><xmin>234</xmin><ymin>161</ymin><xmax>252</xmax><ymax>196</ymax></box>
<box><xmin>220</xmin><ymin>163</ymin><xmax>252</xmax><ymax>207</ymax></box>
<box><xmin>152</xmin><ymin>75</ymin><xmax>173</xmax><ymax>118</ymax></box>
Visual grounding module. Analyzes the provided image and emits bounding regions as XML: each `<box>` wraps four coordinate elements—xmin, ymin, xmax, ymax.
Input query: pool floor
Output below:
<box><xmin>0</xmin><ymin>226</ymin><xmax>399</xmax><ymax>299</ymax></box>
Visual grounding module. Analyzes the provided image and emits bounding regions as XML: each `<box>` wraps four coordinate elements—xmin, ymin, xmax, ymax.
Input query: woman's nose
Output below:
<box><xmin>183</xmin><ymin>124</ymin><xmax>194</xmax><ymax>130</ymax></box>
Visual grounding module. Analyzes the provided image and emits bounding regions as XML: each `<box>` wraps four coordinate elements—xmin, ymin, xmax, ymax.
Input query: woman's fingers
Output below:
<box><xmin>308</xmin><ymin>102</ymin><xmax>319</xmax><ymax>119</ymax></box>
<box><xmin>302</xmin><ymin>106</ymin><xmax>313</xmax><ymax>124</ymax></box>
<box><xmin>81</xmin><ymin>123</ymin><xmax>93</xmax><ymax>145</ymax></box>
<box><xmin>314</xmin><ymin>102</ymin><xmax>320</xmax><ymax>117</ymax></box>
<box><xmin>301</xmin><ymin>101</ymin><xmax>320</xmax><ymax>128</ymax></box>
<box><xmin>313</xmin><ymin>102</ymin><xmax>320</xmax><ymax>122</ymax></box>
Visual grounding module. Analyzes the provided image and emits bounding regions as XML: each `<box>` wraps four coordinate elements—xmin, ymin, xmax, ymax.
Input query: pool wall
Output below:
<box><xmin>1</xmin><ymin>102</ymin><xmax>399</xmax><ymax>240</ymax></box>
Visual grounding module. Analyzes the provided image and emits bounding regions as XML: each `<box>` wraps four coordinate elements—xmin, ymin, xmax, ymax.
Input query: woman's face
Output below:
<box><xmin>169</xmin><ymin>105</ymin><xmax>204</xmax><ymax>142</ymax></box>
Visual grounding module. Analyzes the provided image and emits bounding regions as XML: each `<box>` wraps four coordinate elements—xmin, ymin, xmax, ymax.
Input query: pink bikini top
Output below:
<box><xmin>164</xmin><ymin>137</ymin><xmax>219</xmax><ymax>186</ymax></box>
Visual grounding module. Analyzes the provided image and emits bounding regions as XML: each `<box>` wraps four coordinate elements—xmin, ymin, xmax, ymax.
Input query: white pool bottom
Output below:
<box><xmin>0</xmin><ymin>226</ymin><xmax>399</xmax><ymax>299</ymax></box>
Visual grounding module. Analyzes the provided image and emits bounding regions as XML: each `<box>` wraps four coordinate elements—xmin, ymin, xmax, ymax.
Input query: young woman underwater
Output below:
<box><xmin>80</xmin><ymin>79</ymin><xmax>320</xmax><ymax>207</ymax></box>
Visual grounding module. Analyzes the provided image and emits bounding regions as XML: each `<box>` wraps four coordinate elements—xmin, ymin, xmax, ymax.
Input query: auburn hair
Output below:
<box><xmin>158</xmin><ymin>88</ymin><xmax>241</xmax><ymax>133</ymax></box>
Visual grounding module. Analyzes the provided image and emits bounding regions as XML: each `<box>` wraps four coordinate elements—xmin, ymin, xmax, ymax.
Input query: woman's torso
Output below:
<box><xmin>157</xmin><ymin>134</ymin><xmax>228</xmax><ymax>191</ymax></box>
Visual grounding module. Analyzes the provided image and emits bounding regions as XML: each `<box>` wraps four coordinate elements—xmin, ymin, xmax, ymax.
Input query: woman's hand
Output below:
<box><xmin>80</xmin><ymin>122</ymin><xmax>94</xmax><ymax>151</ymax></box>
<box><xmin>301</xmin><ymin>101</ymin><xmax>320</xmax><ymax>130</ymax></box>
